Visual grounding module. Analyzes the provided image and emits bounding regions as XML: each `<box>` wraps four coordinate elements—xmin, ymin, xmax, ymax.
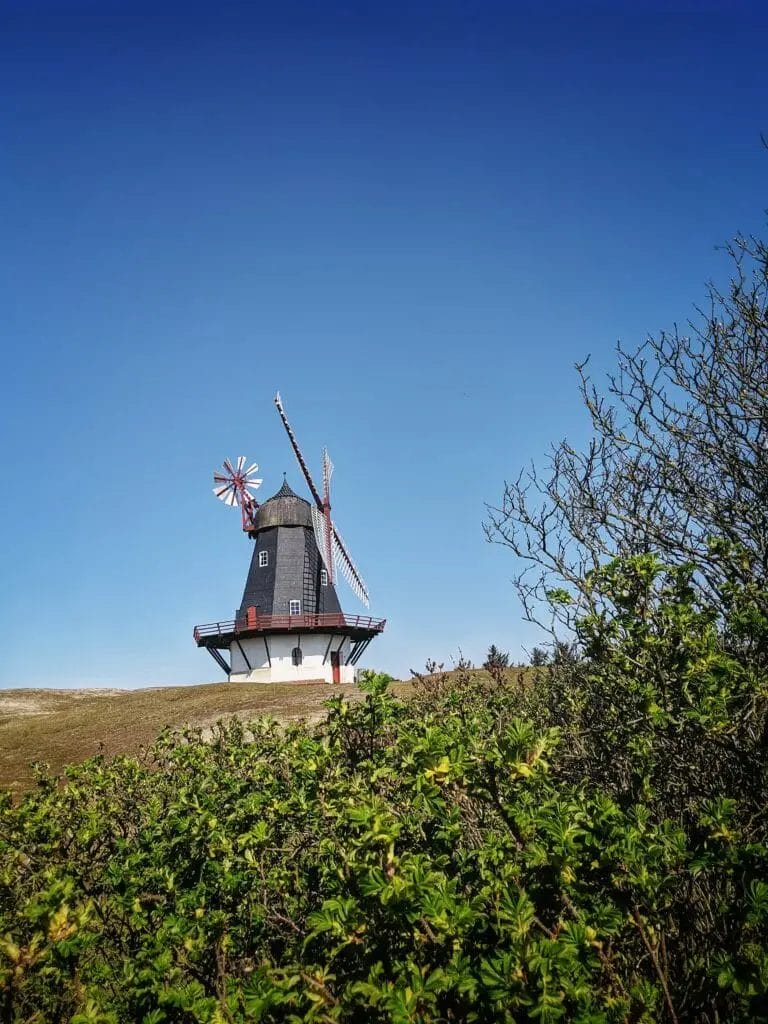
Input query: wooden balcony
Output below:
<box><xmin>194</xmin><ymin>612</ymin><xmax>386</xmax><ymax>649</ymax></box>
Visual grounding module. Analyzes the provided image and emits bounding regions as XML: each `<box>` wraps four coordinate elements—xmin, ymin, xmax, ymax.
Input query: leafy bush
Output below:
<box><xmin>1</xmin><ymin>559</ymin><xmax>767</xmax><ymax>1023</ymax></box>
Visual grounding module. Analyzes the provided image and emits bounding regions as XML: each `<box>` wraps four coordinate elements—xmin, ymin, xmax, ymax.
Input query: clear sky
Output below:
<box><xmin>2</xmin><ymin>1</ymin><xmax>767</xmax><ymax>687</ymax></box>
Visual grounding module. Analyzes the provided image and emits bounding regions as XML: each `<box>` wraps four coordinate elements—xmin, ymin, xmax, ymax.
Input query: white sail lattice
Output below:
<box><xmin>332</xmin><ymin>521</ymin><xmax>369</xmax><ymax>607</ymax></box>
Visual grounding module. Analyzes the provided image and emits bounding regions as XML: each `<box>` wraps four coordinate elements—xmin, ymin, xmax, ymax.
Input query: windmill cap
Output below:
<box><xmin>254</xmin><ymin>479</ymin><xmax>312</xmax><ymax>530</ymax></box>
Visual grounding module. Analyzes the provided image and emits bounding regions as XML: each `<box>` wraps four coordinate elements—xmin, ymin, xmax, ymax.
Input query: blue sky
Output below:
<box><xmin>2</xmin><ymin>2</ymin><xmax>767</xmax><ymax>687</ymax></box>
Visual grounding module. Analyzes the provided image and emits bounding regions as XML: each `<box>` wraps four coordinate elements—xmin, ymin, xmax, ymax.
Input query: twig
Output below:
<box><xmin>632</xmin><ymin>908</ymin><xmax>678</xmax><ymax>1024</ymax></box>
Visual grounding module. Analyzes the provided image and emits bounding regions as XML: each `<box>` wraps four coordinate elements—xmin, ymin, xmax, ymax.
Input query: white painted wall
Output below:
<box><xmin>229</xmin><ymin>633</ymin><xmax>357</xmax><ymax>684</ymax></box>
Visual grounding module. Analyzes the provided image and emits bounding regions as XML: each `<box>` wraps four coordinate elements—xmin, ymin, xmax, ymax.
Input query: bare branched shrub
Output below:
<box><xmin>485</xmin><ymin>233</ymin><xmax>768</xmax><ymax>634</ymax></box>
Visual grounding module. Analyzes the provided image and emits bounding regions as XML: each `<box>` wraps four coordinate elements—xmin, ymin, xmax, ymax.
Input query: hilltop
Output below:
<box><xmin>0</xmin><ymin>669</ymin><xmax>532</xmax><ymax>797</ymax></box>
<box><xmin>0</xmin><ymin>680</ymin><xmax>411</xmax><ymax>797</ymax></box>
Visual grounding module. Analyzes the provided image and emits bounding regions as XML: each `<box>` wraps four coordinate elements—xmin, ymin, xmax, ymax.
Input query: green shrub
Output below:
<box><xmin>1</xmin><ymin>563</ymin><xmax>766</xmax><ymax>1022</ymax></box>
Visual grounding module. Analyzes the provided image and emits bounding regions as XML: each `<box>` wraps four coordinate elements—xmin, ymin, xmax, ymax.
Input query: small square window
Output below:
<box><xmin>289</xmin><ymin>599</ymin><xmax>301</xmax><ymax>616</ymax></box>
<box><xmin>259</xmin><ymin>550</ymin><xmax>268</xmax><ymax>568</ymax></box>
<box><xmin>320</xmin><ymin>568</ymin><xmax>328</xmax><ymax>586</ymax></box>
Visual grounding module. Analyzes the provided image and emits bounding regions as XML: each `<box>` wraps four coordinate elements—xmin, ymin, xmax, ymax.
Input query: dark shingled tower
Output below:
<box><xmin>238</xmin><ymin>478</ymin><xmax>343</xmax><ymax>620</ymax></box>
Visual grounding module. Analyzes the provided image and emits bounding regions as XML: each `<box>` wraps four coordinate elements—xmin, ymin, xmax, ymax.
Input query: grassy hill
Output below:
<box><xmin>0</xmin><ymin>680</ymin><xmax>416</xmax><ymax>797</ymax></box>
<box><xmin>0</xmin><ymin>668</ymin><xmax>532</xmax><ymax>797</ymax></box>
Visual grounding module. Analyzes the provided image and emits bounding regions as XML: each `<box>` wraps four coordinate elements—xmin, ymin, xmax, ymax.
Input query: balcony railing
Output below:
<box><xmin>194</xmin><ymin>612</ymin><xmax>386</xmax><ymax>643</ymax></box>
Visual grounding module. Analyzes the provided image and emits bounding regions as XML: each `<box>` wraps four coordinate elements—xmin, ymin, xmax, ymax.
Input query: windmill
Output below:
<box><xmin>193</xmin><ymin>394</ymin><xmax>385</xmax><ymax>684</ymax></box>
<box><xmin>274</xmin><ymin>391</ymin><xmax>369</xmax><ymax>607</ymax></box>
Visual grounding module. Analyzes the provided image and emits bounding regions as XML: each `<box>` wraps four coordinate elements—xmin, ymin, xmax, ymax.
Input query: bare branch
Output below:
<box><xmin>485</xmin><ymin>233</ymin><xmax>768</xmax><ymax>631</ymax></box>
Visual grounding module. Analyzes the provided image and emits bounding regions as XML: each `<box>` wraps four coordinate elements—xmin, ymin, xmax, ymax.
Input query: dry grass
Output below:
<box><xmin>0</xmin><ymin>680</ymin><xmax>413</xmax><ymax>798</ymax></box>
<box><xmin>0</xmin><ymin>666</ymin><xmax>533</xmax><ymax>798</ymax></box>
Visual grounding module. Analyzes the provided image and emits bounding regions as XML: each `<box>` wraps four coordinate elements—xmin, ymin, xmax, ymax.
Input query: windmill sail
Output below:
<box><xmin>322</xmin><ymin>449</ymin><xmax>334</xmax><ymax>499</ymax></box>
<box><xmin>332</xmin><ymin>522</ymin><xmax>370</xmax><ymax>607</ymax></box>
<box><xmin>274</xmin><ymin>392</ymin><xmax>371</xmax><ymax>607</ymax></box>
<box><xmin>311</xmin><ymin>506</ymin><xmax>333</xmax><ymax>574</ymax></box>
<box><xmin>274</xmin><ymin>392</ymin><xmax>324</xmax><ymax>508</ymax></box>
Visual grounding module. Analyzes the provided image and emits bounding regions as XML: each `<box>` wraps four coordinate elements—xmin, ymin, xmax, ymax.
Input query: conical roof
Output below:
<box><xmin>271</xmin><ymin>476</ymin><xmax>301</xmax><ymax>500</ymax></box>
<box><xmin>254</xmin><ymin>477</ymin><xmax>312</xmax><ymax>530</ymax></box>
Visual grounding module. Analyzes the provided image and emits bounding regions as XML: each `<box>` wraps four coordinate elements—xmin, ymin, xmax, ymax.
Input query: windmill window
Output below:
<box><xmin>292</xmin><ymin>646</ymin><xmax>303</xmax><ymax>666</ymax></box>
<box><xmin>320</xmin><ymin>569</ymin><xmax>328</xmax><ymax>586</ymax></box>
<box><xmin>289</xmin><ymin>599</ymin><xmax>301</xmax><ymax>616</ymax></box>
<box><xmin>259</xmin><ymin>550</ymin><xmax>268</xmax><ymax>568</ymax></box>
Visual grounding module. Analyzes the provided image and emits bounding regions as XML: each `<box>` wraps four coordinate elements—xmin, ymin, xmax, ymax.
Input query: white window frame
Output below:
<box><xmin>259</xmin><ymin>550</ymin><xmax>268</xmax><ymax>568</ymax></box>
<box><xmin>320</xmin><ymin>568</ymin><xmax>328</xmax><ymax>586</ymax></box>
<box><xmin>289</xmin><ymin>599</ymin><xmax>301</xmax><ymax>616</ymax></box>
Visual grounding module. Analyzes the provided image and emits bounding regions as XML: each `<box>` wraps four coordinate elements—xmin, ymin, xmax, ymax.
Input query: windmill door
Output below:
<box><xmin>330</xmin><ymin>650</ymin><xmax>341</xmax><ymax>684</ymax></box>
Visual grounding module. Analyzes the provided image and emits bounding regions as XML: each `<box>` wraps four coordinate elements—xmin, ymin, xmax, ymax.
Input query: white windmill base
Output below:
<box><xmin>229</xmin><ymin>633</ymin><xmax>358</xmax><ymax>685</ymax></box>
